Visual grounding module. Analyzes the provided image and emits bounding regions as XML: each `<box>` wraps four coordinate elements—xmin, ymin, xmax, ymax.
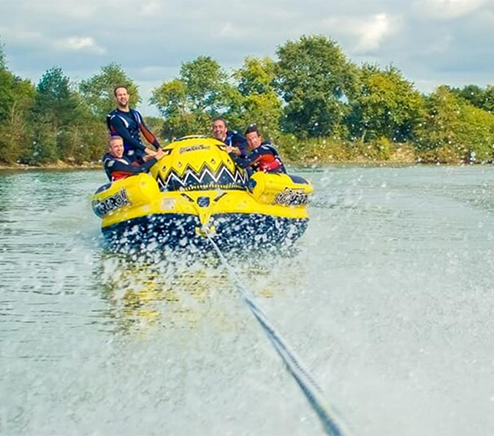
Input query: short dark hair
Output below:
<box><xmin>244</xmin><ymin>124</ymin><xmax>260</xmax><ymax>136</ymax></box>
<box><xmin>213</xmin><ymin>117</ymin><xmax>227</xmax><ymax>127</ymax></box>
<box><xmin>113</xmin><ymin>85</ymin><xmax>128</xmax><ymax>96</ymax></box>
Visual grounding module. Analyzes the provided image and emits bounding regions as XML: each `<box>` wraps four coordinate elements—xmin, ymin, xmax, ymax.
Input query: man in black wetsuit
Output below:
<box><xmin>103</xmin><ymin>135</ymin><xmax>164</xmax><ymax>182</ymax></box>
<box><xmin>212</xmin><ymin>118</ymin><xmax>248</xmax><ymax>157</ymax></box>
<box><xmin>227</xmin><ymin>124</ymin><xmax>285</xmax><ymax>174</ymax></box>
<box><xmin>107</xmin><ymin>85</ymin><xmax>162</xmax><ymax>159</ymax></box>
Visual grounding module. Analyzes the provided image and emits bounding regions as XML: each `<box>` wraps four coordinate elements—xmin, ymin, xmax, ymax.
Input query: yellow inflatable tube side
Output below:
<box><xmin>250</xmin><ymin>172</ymin><xmax>313</xmax><ymax>206</ymax></box>
<box><xmin>92</xmin><ymin>173</ymin><xmax>160</xmax><ymax>218</ymax></box>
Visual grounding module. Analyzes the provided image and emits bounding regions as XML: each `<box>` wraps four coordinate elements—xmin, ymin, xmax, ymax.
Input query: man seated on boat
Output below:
<box><xmin>103</xmin><ymin>135</ymin><xmax>165</xmax><ymax>182</ymax></box>
<box><xmin>227</xmin><ymin>124</ymin><xmax>286</xmax><ymax>174</ymax></box>
<box><xmin>212</xmin><ymin>118</ymin><xmax>248</xmax><ymax>157</ymax></box>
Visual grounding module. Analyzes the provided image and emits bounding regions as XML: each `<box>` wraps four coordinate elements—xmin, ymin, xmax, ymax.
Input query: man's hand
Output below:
<box><xmin>156</xmin><ymin>149</ymin><xmax>165</xmax><ymax>160</ymax></box>
<box><xmin>227</xmin><ymin>146</ymin><xmax>241</xmax><ymax>156</ymax></box>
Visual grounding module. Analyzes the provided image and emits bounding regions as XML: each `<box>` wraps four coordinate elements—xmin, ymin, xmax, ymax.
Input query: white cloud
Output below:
<box><xmin>141</xmin><ymin>0</ymin><xmax>161</xmax><ymax>16</ymax></box>
<box><xmin>413</xmin><ymin>0</ymin><xmax>489</xmax><ymax>19</ymax></box>
<box><xmin>218</xmin><ymin>22</ymin><xmax>236</xmax><ymax>38</ymax></box>
<box><xmin>324</xmin><ymin>13</ymin><xmax>401</xmax><ymax>54</ymax></box>
<box><xmin>354</xmin><ymin>13</ymin><xmax>397</xmax><ymax>53</ymax></box>
<box><xmin>56</xmin><ymin>37</ymin><xmax>106</xmax><ymax>55</ymax></box>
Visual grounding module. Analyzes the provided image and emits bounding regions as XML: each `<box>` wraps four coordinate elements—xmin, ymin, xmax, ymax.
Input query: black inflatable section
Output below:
<box><xmin>102</xmin><ymin>213</ymin><xmax>308</xmax><ymax>253</ymax></box>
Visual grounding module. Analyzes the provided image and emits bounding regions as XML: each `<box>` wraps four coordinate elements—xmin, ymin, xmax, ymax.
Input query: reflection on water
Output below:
<box><xmin>95</xmin><ymin>248</ymin><xmax>303</xmax><ymax>337</ymax></box>
<box><xmin>98</xmin><ymin>252</ymin><xmax>228</xmax><ymax>334</ymax></box>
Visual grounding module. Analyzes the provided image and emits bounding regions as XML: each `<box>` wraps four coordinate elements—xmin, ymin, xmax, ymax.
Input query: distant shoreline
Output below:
<box><xmin>0</xmin><ymin>162</ymin><xmax>101</xmax><ymax>171</ymax></box>
<box><xmin>0</xmin><ymin>160</ymin><xmax>484</xmax><ymax>172</ymax></box>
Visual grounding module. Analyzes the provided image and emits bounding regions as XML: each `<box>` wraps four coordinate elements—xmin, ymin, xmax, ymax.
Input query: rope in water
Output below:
<box><xmin>205</xmin><ymin>232</ymin><xmax>350</xmax><ymax>436</ymax></box>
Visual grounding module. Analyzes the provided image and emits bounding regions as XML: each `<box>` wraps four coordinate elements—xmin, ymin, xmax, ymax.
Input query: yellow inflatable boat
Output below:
<box><xmin>92</xmin><ymin>136</ymin><xmax>313</xmax><ymax>251</ymax></box>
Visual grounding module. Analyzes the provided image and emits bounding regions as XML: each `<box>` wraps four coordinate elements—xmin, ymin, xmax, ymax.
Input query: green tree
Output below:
<box><xmin>53</xmin><ymin>91</ymin><xmax>108</xmax><ymax>164</ymax></box>
<box><xmin>450</xmin><ymin>84</ymin><xmax>494</xmax><ymax>115</ymax></box>
<box><xmin>32</xmin><ymin>67</ymin><xmax>79</xmax><ymax>127</ymax></box>
<box><xmin>79</xmin><ymin>63</ymin><xmax>140</xmax><ymax>119</ymax></box>
<box><xmin>150</xmin><ymin>78</ymin><xmax>201</xmax><ymax>137</ymax></box>
<box><xmin>479</xmin><ymin>86</ymin><xmax>494</xmax><ymax>114</ymax></box>
<box><xmin>451</xmin><ymin>84</ymin><xmax>485</xmax><ymax>108</ymax></box>
<box><xmin>347</xmin><ymin>64</ymin><xmax>426</xmax><ymax>142</ymax></box>
<box><xmin>230</xmin><ymin>57</ymin><xmax>283</xmax><ymax>137</ymax></box>
<box><xmin>0</xmin><ymin>68</ymin><xmax>35</xmax><ymax>125</ymax></box>
<box><xmin>58</xmin><ymin>116</ymin><xmax>107</xmax><ymax>164</ymax></box>
<box><xmin>275</xmin><ymin>35</ymin><xmax>358</xmax><ymax>137</ymax></box>
<box><xmin>0</xmin><ymin>100</ymin><xmax>34</xmax><ymax>164</ymax></box>
<box><xmin>458</xmin><ymin>104</ymin><xmax>494</xmax><ymax>161</ymax></box>
<box><xmin>30</xmin><ymin>67</ymin><xmax>81</xmax><ymax>163</ymax></box>
<box><xmin>0</xmin><ymin>41</ymin><xmax>36</xmax><ymax>163</ymax></box>
<box><xmin>0</xmin><ymin>39</ymin><xmax>6</xmax><ymax>69</ymax></box>
<box><xmin>151</xmin><ymin>56</ymin><xmax>234</xmax><ymax>137</ymax></box>
<box><xmin>416</xmin><ymin>86</ymin><xmax>463</xmax><ymax>152</ymax></box>
<box><xmin>237</xmin><ymin>56</ymin><xmax>277</xmax><ymax>96</ymax></box>
<box><xmin>416</xmin><ymin>86</ymin><xmax>494</xmax><ymax>162</ymax></box>
<box><xmin>181</xmin><ymin>56</ymin><xmax>228</xmax><ymax>111</ymax></box>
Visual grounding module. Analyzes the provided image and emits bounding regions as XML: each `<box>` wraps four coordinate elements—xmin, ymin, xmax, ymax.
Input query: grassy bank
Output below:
<box><xmin>0</xmin><ymin>136</ymin><xmax>483</xmax><ymax>171</ymax></box>
<box><xmin>0</xmin><ymin>161</ymin><xmax>101</xmax><ymax>171</ymax></box>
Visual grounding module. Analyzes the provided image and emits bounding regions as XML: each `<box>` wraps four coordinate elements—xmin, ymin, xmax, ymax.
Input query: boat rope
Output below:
<box><xmin>204</xmin><ymin>231</ymin><xmax>350</xmax><ymax>436</ymax></box>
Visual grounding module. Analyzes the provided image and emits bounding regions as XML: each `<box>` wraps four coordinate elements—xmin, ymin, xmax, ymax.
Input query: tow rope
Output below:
<box><xmin>204</xmin><ymin>231</ymin><xmax>350</xmax><ymax>436</ymax></box>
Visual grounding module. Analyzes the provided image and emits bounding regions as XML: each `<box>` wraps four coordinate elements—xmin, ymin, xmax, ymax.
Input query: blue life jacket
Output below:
<box><xmin>106</xmin><ymin>109</ymin><xmax>144</xmax><ymax>151</ymax></box>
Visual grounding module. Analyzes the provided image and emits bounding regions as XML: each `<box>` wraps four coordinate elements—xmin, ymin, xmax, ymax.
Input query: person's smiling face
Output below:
<box><xmin>109</xmin><ymin>138</ymin><xmax>124</xmax><ymax>158</ymax></box>
<box><xmin>212</xmin><ymin>119</ymin><xmax>227</xmax><ymax>141</ymax></box>
<box><xmin>114</xmin><ymin>87</ymin><xmax>129</xmax><ymax>109</ymax></box>
<box><xmin>246</xmin><ymin>131</ymin><xmax>262</xmax><ymax>149</ymax></box>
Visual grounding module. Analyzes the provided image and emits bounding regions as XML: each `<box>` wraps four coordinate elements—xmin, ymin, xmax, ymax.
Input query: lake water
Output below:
<box><xmin>1</xmin><ymin>165</ymin><xmax>494</xmax><ymax>436</ymax></box>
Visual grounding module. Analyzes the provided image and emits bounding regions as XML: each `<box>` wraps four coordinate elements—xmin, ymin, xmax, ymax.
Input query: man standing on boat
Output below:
<box><xmin>227</xmin><ymin>124</ymin><xmax>286</xmax><ymax>174</ymax></box>
<box><xmin>103</xmin><ymin>135</ymin><xmax>164</xmax><ymax>182</ymax></box>
<box><xmin>107</xmin><ymin>85</ymin><xmax>162</xmax><ymax>160</ymax></box>
<box><xmin>212</xmin><ymin>118</ymin><xmax>248</xmax><ymax>157</ymax></box>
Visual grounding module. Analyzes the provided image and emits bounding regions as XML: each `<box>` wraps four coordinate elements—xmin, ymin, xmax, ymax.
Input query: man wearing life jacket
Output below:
<box><xmin>212</xmin><ymin>118</ymin><xmax>248</xmax><ymax>157</ymax></box>
<box><xmin>227</xmin><ymin>124</ymin><xmax>286</xmax><ymax>174</ymax></box>
<box><xmin>103</xmin><ymin>135</ymin><xmax>164</xmax><ymax>182</ymax></box>
<box><xmin>106</xmin><ymin>85</ymin><xmax>162</xmax><ymax>159</ymax></box>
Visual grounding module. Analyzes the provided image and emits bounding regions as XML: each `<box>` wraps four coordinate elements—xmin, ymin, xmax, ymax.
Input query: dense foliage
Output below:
<box><xmin>1</xmin><ymin>35</ymin><xmax>494</xmax><ymax>166</ymax></box>
<box><xmin>275</xmin><ymin>35</ymin><xmax>357</xmax><ymax>138</ymax></box>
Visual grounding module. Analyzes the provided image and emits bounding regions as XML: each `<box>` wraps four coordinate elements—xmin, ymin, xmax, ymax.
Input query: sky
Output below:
<box><xmin>1</xmin><ymin>0</ymin><xmax>494</xmax><ymax>115</ymax></box>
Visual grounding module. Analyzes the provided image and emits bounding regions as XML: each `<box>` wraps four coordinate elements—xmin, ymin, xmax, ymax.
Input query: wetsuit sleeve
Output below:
<box><xmin>229</xmin><ymin>148</ymin><xmax>264</xmax><ymax>169</ymax></box>
<box><xmin>108</xmin><ymin>157</ymin><xmax>158</xmax><ymax>177</ymax></box>
<box><xmin>109</xmin><ymin>115</ymin><xmax>147</xmax><ymax>152</ymax></box>
<box><xmin>233</xmin><ymin>134</ymin><xmax>248</xmax><ymax>157</ymax></box>
<box><xmin>231</xmin><ymin>132</ymin><xmax>247</xmax><ymax>147</ymax></box>
<box><xmin>227</xmin><ymin>131</ymin><xmax>248</xmax><ymax>157</ymax></box>
<box><xmin>135</xmin><ymin>110</ymin><xmax>161</xmax><ymax>149</ymax></box>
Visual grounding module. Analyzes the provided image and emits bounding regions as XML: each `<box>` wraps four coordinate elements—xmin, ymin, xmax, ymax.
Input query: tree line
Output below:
<box><xmin>1</xmin><ymin>35</ymin><xmax>494</xmax><ymax>166</ymax></box>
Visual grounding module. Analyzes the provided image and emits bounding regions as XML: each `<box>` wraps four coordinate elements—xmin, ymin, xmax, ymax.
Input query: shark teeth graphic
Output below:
<box><xmin>163</xmin><ymin>163</ymin><xmax>248</xmax><ymax>191</ymax></box>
